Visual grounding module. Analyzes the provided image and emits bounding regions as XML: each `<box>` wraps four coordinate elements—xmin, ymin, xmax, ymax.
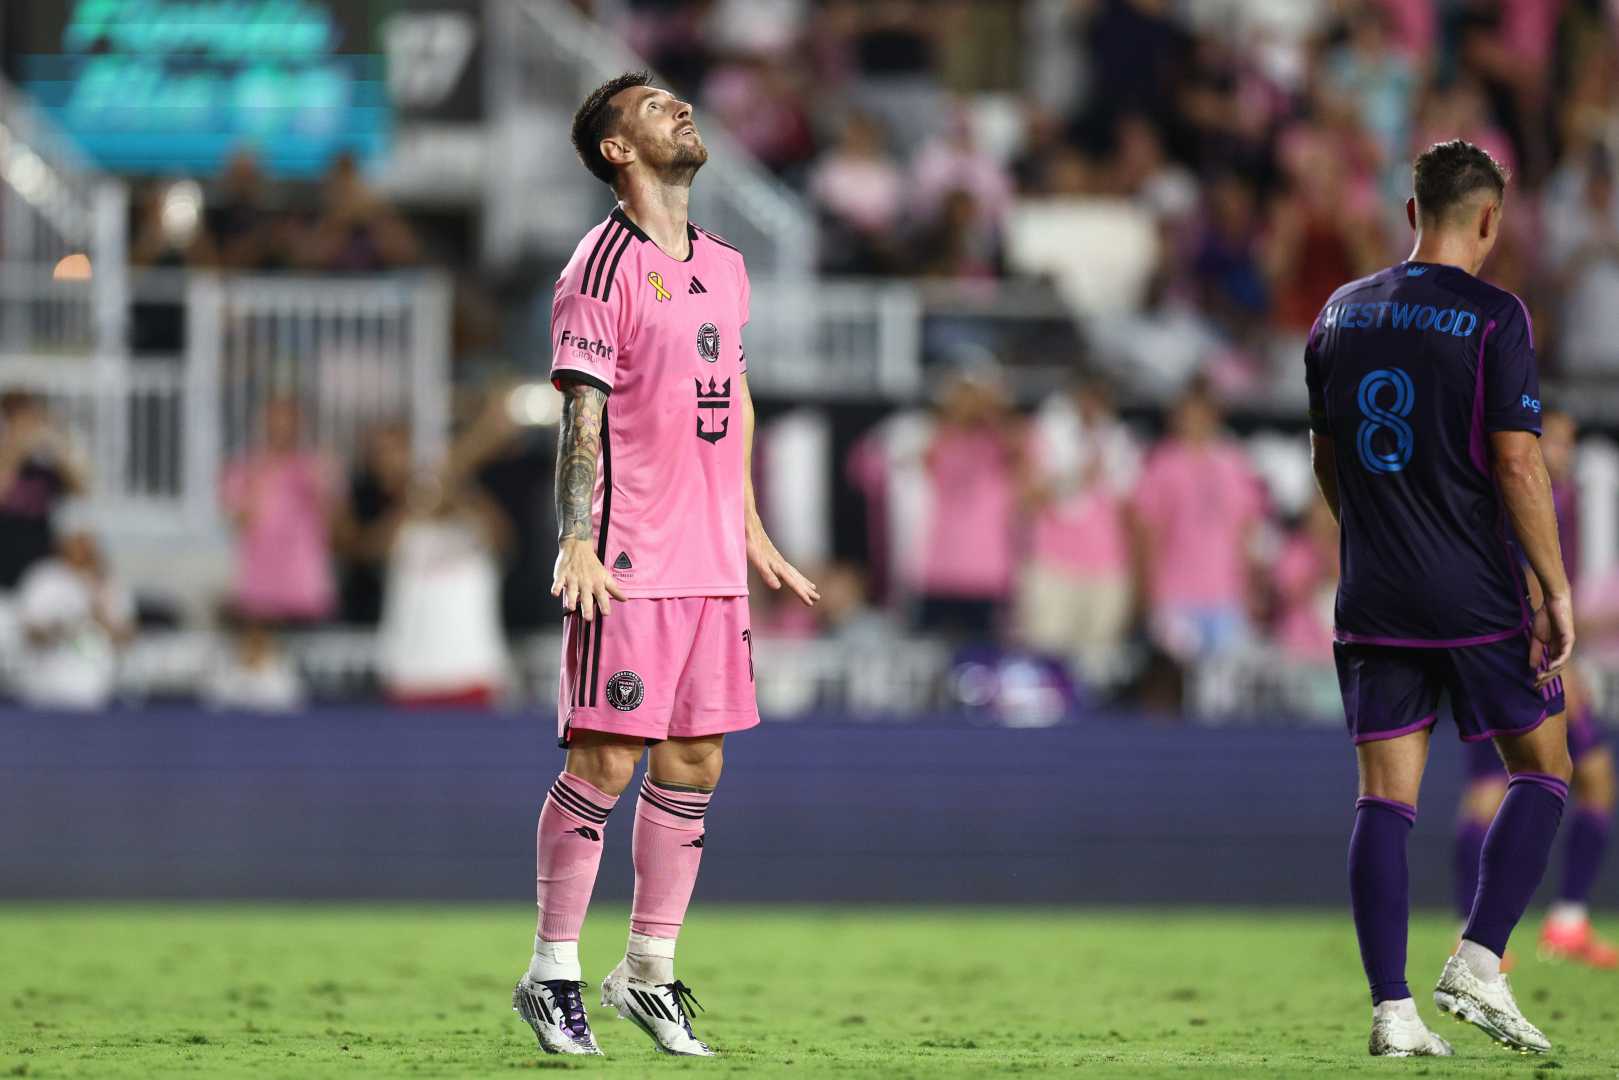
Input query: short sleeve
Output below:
<box><xmin>1304</xmin><ymin>315</ymin><xmax>1330</xmax><ymax>435</ymax></box>
<box><xmin>549</xmin><ymin>286</ymin><xmax>624</xmax><ymax>395</ymax></box>
<box><xmin>737</xmin><ymin>260</ymin><xmax>751</xmax><ymax>373</ymax></box>
<box><xmin>1483</xmin><ymin>299</ymin><xmax>1542</xmax><ymax>435</ymax></box>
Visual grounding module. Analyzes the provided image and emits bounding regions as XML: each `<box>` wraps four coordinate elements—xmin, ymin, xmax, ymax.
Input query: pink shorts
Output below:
<box><xmin>558</xmin><ymin>596</ymin><xmax>759</xmax><ymax>746</ymax></box>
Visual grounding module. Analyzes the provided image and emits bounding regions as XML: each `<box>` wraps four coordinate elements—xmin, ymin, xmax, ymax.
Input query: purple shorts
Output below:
<box><xmin>1465</xmin><ymin>703</ymin><xmax>1606</xmax><ymax>779</ymax></box>
<box><xmin>1334</xmin><ymin>631</ymin><xmax>1564</xmax><ymax>746</ymax></box>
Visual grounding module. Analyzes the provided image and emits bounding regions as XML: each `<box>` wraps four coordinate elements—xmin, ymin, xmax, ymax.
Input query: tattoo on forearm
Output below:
<box><xmin>556</xmin><ymin>383</ymin><xmax>607</xmax><ymax>542</ymax></box>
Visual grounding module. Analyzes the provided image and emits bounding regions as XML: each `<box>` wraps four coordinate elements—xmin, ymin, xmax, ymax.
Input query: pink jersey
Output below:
<box><xmin>550</xmin><ymin>208</ymin><xmax>750</xmax><ymax>598</ymax></box>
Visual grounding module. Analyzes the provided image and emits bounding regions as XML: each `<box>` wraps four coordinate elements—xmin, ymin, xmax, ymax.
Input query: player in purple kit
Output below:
<box><xmin>1453</xmin><ymin>409</ymin><xmax>1616</xmax><ymax>969</ymax></box>
<box><xmin>1306</xmin><ymin>141</ymin><xmax>1575</xmax><ymax>1056</ymax></box>
<box><xmin>510</xmin><ymin>71</ymin><xmax>818</xmax><ymax>1057</ymax></box>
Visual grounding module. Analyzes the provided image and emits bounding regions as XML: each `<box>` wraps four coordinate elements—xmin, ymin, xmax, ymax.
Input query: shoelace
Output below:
<box><xmin>665</xmin><ymin>980</ymin><xmax>704</xmax><ymax>1036</ymax></box>
<box><xmin>544</xmin><ymin>980</ymin><xmax>592</xmax><ymax>1041</ymax></box>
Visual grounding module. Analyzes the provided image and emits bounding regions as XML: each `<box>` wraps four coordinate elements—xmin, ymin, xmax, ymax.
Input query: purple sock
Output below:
<box><xmin>1463</xmin><ymin>773</ymin><xmax>1569</xmax><ymax>955</ymax></box>
<box><xmin>1454</xmin><ymin>819</ymin><xmax>1488</xmax><ymax>919</ymax></box>
<box><xmin>1349</xmin><ymin>796</ymin><xmax>1416</xmax><ymax>1004</ymax></box>
<box><xmin>1559</xmin><ymin>807</ymin><xmax>1612</xmax><ymax>905</ymax></box>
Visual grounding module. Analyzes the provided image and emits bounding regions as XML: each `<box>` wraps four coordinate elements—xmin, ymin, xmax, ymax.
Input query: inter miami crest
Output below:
<box><xmin>695</xmin><ymin>376</ymin><xmax>730</xmax><ymax>443</ymax></box>
<box><xmin>606</xmin><ymin>670</ymin><xmax>644</xmax><ymax>712</ymax></box>
<box><xmin>697</xmin><ymin>321</ymin><xmax>721</xmax><ymax>363</ymax></box>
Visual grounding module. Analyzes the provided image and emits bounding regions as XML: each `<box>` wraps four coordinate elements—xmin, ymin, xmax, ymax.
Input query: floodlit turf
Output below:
<box><xmin>3</xmin><ymin>906</ymin><xmax>1618</xmax><ymax>1078</ymax></box>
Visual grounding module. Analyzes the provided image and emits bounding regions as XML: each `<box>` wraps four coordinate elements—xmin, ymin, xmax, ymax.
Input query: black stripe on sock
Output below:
<box><xmin>644</xmin><ymin>778</ymin><xmax>712</xmax><ymax>805</ymax></box>
<box><xmin>554</xmin><ymin>777</ymin><xmax>613</xmax><ymax>816</ymax></box>
<box><xmin>640</xmin><ymin>787</ymin><xmax>706</xmax><ymax>820</ymax></box>
<box><xmin>549</xmin><ymin>781</ymin><xmax>610</xmax><ymax>824</ymax></box>
<box><xmin>579</xmin><ymin>223</ymin><xmax>616</xmax><ymax>295</ymax></box>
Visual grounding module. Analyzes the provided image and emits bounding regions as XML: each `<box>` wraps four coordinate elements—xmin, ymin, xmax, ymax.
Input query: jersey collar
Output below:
<box><xmin>610</xmin><ymin>207</ymin><xmax>697</xmax><ymax>263</ymax></box>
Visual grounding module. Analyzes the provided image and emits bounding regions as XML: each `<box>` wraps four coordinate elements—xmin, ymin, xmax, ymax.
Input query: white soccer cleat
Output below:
<box><xmin>512</xmin><ymin>977</ymin><xmax>604</xmax><ymax>1055</ymax></box>
<box><xmin>600</xmin><ymin>962</ymin><xmax>715</xmax><ymax>1056</ymax></box>
<box><xmin>1433</xmin><ymin>954</ymin><xmax>1552</xmax><ymax>1054</ymax></box>
<box><xmin>1368</xmin><ymin>1011</ymin><xmax>1454</xmax><ymax>1057</ymax></box>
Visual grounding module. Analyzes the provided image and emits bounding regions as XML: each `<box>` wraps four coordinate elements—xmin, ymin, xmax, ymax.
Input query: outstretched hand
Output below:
<box><xmin>747</xmin><ymin>527</ymin><xmax>819</xmax><ymax>607</ymax></box>
<box><xmin>1533</xmin><ymin>591</ymin><xmax>1575</xmax><ymax>689</ymax></box>
<box><xmin>553</xmin><ymin>538</ymin><xmax>627</xmax><ymax>621</ymax></box>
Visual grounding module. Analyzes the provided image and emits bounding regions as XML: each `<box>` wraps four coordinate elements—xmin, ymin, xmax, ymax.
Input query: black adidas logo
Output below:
<box><xmin>572</xmin><ymin>826</ymin><xmax>601</xmax><ymax>841</ymax></box>
<box><xmin>683</xmin><ymin>835</ymin><xmax>704</xmax><ymax>848</ymax></box>
<box><xmin>688</xmin><ymin>277</ymin><xmax>707</xmax><ymax>295</ymax></box>
<box><xmin>613</xmin><ymin>551</ymin><xmax>633</xmax><ymax>571</ymax></box>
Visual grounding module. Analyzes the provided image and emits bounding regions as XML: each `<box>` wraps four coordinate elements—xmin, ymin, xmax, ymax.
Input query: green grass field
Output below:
<box><xmin>3</xmin><ymin>906</ymin><xmax>1616</xmax><ymax>1078</ymax></box>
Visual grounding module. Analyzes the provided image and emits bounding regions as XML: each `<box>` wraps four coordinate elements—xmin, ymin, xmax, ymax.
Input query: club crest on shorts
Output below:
<box><xmin>606</xmin><ymin>670</ymin><xmax>645</xmax><ymax>712</ymax></box>
<box><xmin>697</xmin><ymin>321</ymin><xmax>720</xmax><ymax>362</ymax></box>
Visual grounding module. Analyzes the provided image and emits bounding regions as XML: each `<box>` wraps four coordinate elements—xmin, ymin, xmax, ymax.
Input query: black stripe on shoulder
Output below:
<box><xmin>589</xmin><ymin>223</ymin><xmax>624</xmax><ymax>299</ymax></box>
<box><xmin>610</xmin><ymin>207</ymin><xmax>651</xmax><ymax>244</ymax></box>
<box><xmin>579</xmin><ymin>223</ymin><xmax>618</xmax><ymax>295</ymax></box>
<box><xmin>694</xmin><ymin>224</ymin><xmax>741</xmax><ymax>253</ymax></box>
<box><xmin>599</xmin><ymin>228</ymin><xmax>635</xmax><ymax>302</ymax></box>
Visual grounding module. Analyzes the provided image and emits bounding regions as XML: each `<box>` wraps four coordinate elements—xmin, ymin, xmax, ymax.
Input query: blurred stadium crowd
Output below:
<box><xmin>4</xmin><ymin>0</ymin><xmax>1619</xmax><ymax>717</ymax></box>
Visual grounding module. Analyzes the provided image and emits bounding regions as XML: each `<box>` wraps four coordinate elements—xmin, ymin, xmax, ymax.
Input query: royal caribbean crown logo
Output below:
<box><xmin>695</xmin><ymin>376</ymin><xmax>730</xmax><ymax>444</ymax></box>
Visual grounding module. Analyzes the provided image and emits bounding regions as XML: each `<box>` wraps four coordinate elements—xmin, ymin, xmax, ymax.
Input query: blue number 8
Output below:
<box><xmin>1356</xmin><ymin>368</ymin><xmax>1414</xmax><ymax>473</ymax></box>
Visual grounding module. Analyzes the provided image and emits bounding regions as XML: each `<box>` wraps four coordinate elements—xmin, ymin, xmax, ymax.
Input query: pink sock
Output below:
<box><xmin>536</xmin><ymin>772</ymin><xmax>618</xmax><ymax>942</ymax></box>
<box><xmin>630</xmin><ymin>776</ymin><xmax>712</xmax><ymax>938</ymax></box>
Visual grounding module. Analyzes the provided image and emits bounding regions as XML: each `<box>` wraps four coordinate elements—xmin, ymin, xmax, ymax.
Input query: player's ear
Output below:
<box><xmin>1479</xmin><ymin>199</ymin><xmax>1499</xmax><ymax>241</ymax></box>
<box><xmin>600</xmin><ymin>135</ymin><xmax>635</xmax><ymax>170</ymax></box>
<box><xmin>1405</xmin><ymin>196</ymin><xmax>1417</xmax><ymax>232</ymax></box>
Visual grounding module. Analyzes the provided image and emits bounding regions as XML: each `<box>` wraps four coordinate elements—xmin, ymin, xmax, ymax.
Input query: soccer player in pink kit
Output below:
<box><xmin>511</xmin><ymin>72</ymin><xmax>818</xmax><ymax>1058</ymax></box>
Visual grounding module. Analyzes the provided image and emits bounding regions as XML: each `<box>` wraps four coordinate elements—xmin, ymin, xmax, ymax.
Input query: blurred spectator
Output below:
<box><xmin>220</xmin><ymin>398</ymin><xmax>336</xmax><ymax>624</ymax></box>
<box><xmin>15</xmin><ymin>515</ymin><xmax>134</xmax><ymax>709</ymax></box>
<box><xmin>1544</xmin><ymin>145</ymin><xmax>1619</xmax><ymax>374</ymax></box>
<box><xmin>916</xmin><ymin>363</ymin><xmax>1027</xmax><ymax>637</ymax></box>
<box><xmin>1322</xmin><ymin>3</ymin><xmax>1417</xmax><ymax>199</ymax></box>
<box><xmin>335</xmin><ymin>422</ymin><xmax>415</xmax><ymax>625</ymax></box>
<box><xmin>205</xmin><ymin>150</ymin><xmax>296</xmax><ymax>272</ymax></box>
<box><xmin>846</xmin><ymin>0</ymin><xmax>945</xmax><ymax>156</ymax></box>
<box><xmin>700</xmin><ymin>53</ymin><xmax>815</xmax><ymax>174</ymax></box>
<box><xmin>912</xmin><ymin>106</ymin><xmax>1015</xmax><ymax>246</ymax></box>
<box><xmin>377</xmin><ymin>471</ymin><xmax>511</xmax><ymax>706</ymax></box>
<box><xmin>1192</xmin><ymin>174</ymin><xmax>1270</xmax><ymax>340</ymax></box>
<box><xmin>450</xmin><ymin>384</ymin><xmax>560</xmax><ymax>630</ymax></box>
<box><xmin>1131</xmin><ymin>378</ymin><xmax>1264</xmax><ymax>664</ymax></box>
<box><xmin>303</xmin><ymin>153</ymin><xmax>421</xmax><ymax>273</ymax></box>
<box><xmin>1271</xmin><ymin>499</ymin><xmax>1339</xmax><ymax>664</ymax></box>
<box><xmin>0</xmin><ymin>390</ymin><xmax>88</xmax><ymax>590</ymax></box>
<box><xmin>912</xmin><ymin>189</ymin><xmax>1001</xmax><ymax>279</ymax></box>
<box><xmin>808</xmin><ymin>112</ymin><xmax>907</xmax><ymax>273</ymax></box>
<box><xmin>201</xmin><ymin>614</ymin><xmax>305</xmax><ymax>712</ymax></box>
<box><xmin>1016</xmin><ymin>377</ymin><xmax>1140</xmax><ymax>680</ymax></box>
<box><xmin>812</xmin><ymin>562</ymin><xmax>895</xmax><ymax>644</ymax></box>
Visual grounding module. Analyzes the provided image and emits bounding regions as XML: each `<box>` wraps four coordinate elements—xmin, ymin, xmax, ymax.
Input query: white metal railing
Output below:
<box><xmin>1</xmin><ymin>268</ymin><xmax>452</xmax><ymax>533</ymax></box>
<box><xmin>483</xmin><ymin>0</ymin><xmax>815</xmax><ymax>279</ymax></box>
<box><xmin>0</xmin><ymin>78</ymin><xmax>128</xmax><ymax>351</ymax></box>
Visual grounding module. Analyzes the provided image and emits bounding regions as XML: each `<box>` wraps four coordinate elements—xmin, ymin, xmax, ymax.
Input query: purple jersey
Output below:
<box><xmin>1305</xmin><ymin>261</ymin><xmax>1542</xmax><ymax>645</ymax></box>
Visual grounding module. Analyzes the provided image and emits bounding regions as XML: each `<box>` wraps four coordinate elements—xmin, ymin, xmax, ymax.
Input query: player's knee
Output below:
<box><xmin>1574</xmin><ymin>750</ymin><xmax>1616</xmax><ymax>811</ymax></box>
<box><xmin>650</xmin><ymin>738</ymin><xmax>723</xmax><ymax>790</ymax></box>
<box><xmin>564</xmin><ymin>737</ymin><xmax>645</xmax><ymax>796</ymax></box>
<box><xmin>1459</xmin><ymin>780</ymin><xmax>1507</xmax><ymax>823</ymax></box>
<box><xmin>1503</xmin><ymin>742</ymin><xmax>1573</xmax><ymax>784</ymax></box>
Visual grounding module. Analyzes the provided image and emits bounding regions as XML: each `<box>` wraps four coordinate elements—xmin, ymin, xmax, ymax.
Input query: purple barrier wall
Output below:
<box><xmin>1</xmin><ymin>706</ymin><xmax>1612</xmax><ymax>907</ymax></box>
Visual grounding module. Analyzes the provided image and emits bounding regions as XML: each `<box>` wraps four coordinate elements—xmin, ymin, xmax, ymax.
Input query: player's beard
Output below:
<box><xmin>654</xmin><ymin>135</ymin><xmax>708</xmax><ymax>187</ymax></box>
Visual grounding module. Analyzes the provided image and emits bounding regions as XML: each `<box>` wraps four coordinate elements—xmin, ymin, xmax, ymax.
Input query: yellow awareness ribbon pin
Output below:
<box><xmin>647</xmin><ymin>271</ymin><xmax>672</xmax><ymax>302</ymax></box>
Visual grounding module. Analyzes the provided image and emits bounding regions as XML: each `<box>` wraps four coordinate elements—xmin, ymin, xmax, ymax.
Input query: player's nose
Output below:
<box><xmin>673</xmin><ymin>99</ymin><xmax>693</xmax><ymax>123</ymax></box>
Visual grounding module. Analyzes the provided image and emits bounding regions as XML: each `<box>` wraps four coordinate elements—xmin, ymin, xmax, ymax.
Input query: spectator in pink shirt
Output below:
<box><xmin>1131</xmin><ymin>377</ymin><xmax>1263</xmax><ymax>664</ymax></box>
<box><xmin>916</xmin><ymin>364</ymin><xmax>1027</xmax><ymax>638</ymax></box>
<box><xmin>1272</xmin><ymin>498</ymin><xmax>1339</xmax><ymax>664</ymax></box>
<box><xmin>1016</xmin><ymin>377</ymin><xmax>1139</xmax><ymax>679</ymax></box>
<box><xmin>220</xmin><ymin>397</ymin><xmax>336</xmax><ymax>623</ymax></box>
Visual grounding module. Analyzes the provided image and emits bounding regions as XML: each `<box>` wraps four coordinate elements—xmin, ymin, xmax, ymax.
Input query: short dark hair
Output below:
<box><xmin>1413</xmin><ymin>139</ymin><xmax>1509</xmax><ymax>222</ymax></box>
<box><xmin>571</xmin><ymin>71</ymin><xmax>655</xmax><ymax>187</ymax></box>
